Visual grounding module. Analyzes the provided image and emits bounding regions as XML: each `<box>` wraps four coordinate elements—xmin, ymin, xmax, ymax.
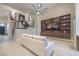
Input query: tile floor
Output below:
<box><xmin>0</xmin><ymin>36</ymin><xmax>79</xmax><ymax>56</ymax></box>
<box><xmin>0</xmin><ymin>40</ymin><xmax>35</xmax><ymax>56</ymax></box>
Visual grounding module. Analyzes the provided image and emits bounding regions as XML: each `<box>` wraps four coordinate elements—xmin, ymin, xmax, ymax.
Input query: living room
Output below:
<box><xmin>0</xmin><ymin>3</ymin><xmax>79</xmax><ymax>56</ymax></box>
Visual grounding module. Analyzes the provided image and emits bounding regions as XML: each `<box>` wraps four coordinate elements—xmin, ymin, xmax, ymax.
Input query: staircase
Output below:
<box><xmin>21</xmin><ymin>21</ymin><xmax>29</xmax><ymax>29</ymax></box>
<box><xmin>16</xmin><ymin>20</ymin><xmax>30</xmax><ymax>29</ymax></box>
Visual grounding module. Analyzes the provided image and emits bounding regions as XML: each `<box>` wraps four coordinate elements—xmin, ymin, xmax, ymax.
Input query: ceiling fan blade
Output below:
<box><xmin>39</xmin><ymin>4</ymin><xmax>43</xmax><ymax>9</ymax></box>
<box><xmin>41</xmin><ymin>8</ymin><xmax>48</xmax><ymax>11</ymax></box>
<box><xmin>32</xmin><ymin>4</ymin><xmax>37</xmax><ymax>11</ymax></box>
<box><xmin>40</xmin><ymin>12</ymin><xmax>44</xmax><ymax>15</ymax></box>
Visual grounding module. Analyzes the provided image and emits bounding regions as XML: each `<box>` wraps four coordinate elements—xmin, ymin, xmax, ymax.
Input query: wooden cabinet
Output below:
<box><xmin>41</xmin><ymin>14</ymin><xmax>71</xmax><ymax>39</ymax></box>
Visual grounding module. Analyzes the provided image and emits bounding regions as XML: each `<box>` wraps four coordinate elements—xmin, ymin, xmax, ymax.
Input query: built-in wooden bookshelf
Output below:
<box><xmin>41</xmin><ymin>14</ymin><xmax>71</xmax><ymax>39</ymax></box>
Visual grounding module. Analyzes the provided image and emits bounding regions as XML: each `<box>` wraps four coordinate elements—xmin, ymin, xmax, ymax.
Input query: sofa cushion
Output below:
<box><xmin>22</xmin><ymin>33</ymin><xmax>49</xmax><ymax>47</ymax></box>
<box><xmin>22</xmin><ymin>34</ymin><xmax>33</xmax><ymax>38</ymax></box>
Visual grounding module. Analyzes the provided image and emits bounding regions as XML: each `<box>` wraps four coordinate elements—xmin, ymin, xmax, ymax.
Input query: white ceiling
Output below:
<box><xmin>3</xmin><ymin>3</ymin><xmax>56</xmax><ymax>13</ymax></box>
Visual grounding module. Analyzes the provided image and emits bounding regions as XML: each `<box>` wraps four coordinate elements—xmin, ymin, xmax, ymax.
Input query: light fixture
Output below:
<box><xmin>32</xmin><ymin>4</ymin><xmax>48</xmax><ymax>16</ymax></box>
<box><xmin>36</xmin><ymin>11</ymin><xmax>40</xmax><ymax>15</ymax></box>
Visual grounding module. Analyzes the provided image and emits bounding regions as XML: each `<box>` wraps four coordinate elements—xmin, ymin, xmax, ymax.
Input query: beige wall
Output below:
<box><xmin>40</xmin><ymin>4</ymin><xmax>75</xmax><ymax>20</ymax></box>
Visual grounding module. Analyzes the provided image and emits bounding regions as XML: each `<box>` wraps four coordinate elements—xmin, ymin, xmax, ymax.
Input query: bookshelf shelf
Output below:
<box><xmin>41</xmin><ymin>14</ymin><xmax>71</xmax><ymax>39</ymax></box>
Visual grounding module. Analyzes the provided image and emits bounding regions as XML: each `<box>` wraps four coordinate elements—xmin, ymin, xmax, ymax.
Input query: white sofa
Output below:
<box><xmin>17</xmin><ymin>34</ymin><xmax>54</xmax><ymax>56</ymax></box>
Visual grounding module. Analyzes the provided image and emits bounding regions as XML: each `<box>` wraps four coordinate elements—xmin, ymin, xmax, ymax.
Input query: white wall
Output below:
<box><xmin>76</xmin><ymin>4</ymin><xmax>79</xmax><ymax>36</ymax></box>
<box><xmin>75</xmin><ymin>3</ymin><xmax>79</xmax><ymax>49</ymax></box>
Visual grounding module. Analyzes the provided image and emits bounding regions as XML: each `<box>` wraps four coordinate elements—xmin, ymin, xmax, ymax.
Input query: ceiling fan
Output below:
<box><xmin>32</xmin><ymin>4</ymin><xmax>48</xmax><ymax>16</ymax></box>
